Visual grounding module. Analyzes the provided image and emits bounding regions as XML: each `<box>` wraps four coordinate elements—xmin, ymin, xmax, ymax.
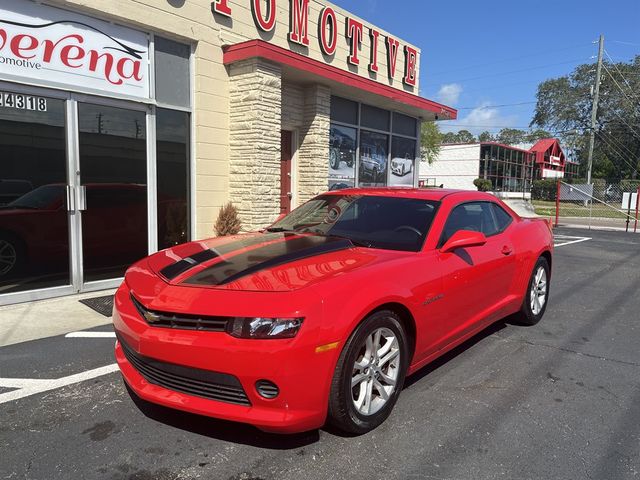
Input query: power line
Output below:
<box><xmin>428</xmin><ymin>43</ymin><xmax>592</xmax><ymax>77</ymax></box>
<box><xmin>597</xmin><ymin>128</ymin><xmax>637</xmax><ymax>158</ymax></box>
<box><xmin>602</xmin><ymin>63</ymin><xmax>640</xmax><ymax>108</ymax></box>
<box><xmin>438</xmin><ymin>58</ymin><xmax>591</xmax><ymax>84</ymax></box>
<box><xmin>605</xmin><ymin>49</ymin><xmax>640</xmax><ymax>96</ymax></box>
<box><xmin>595</xmin><ymin>131</ymin><xmax>639</xmax><ymax>173</ymax></box>
<box><xmin>457</xmin><ymin>101</ymin><xmax>537</xmax><ymax>110</ymax></box>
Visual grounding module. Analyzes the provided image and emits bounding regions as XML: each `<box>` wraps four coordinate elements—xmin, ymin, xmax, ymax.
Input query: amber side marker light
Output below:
<box><xmin>315</xmin><ymin>341</ymin><xmax>340</xmax><ymax>353</ymax></box>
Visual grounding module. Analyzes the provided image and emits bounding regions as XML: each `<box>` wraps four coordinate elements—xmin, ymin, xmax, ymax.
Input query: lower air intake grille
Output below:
<box><xmin>118</xmin><ymin>335</ymin><xmax>250</xmax><ymax>406</ymax></box>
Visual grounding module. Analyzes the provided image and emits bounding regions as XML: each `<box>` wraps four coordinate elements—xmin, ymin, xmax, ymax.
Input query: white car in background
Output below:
<box><xmin>391</xmin><ymin>155</ymin><xmax>413</xmax><ymax>176</ymax></box>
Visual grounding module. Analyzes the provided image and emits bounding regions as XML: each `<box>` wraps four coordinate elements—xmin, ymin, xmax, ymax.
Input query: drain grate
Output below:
<box><xmin>79</xmin><ymin>295</ymin><xmax>114</xmax><ymax>317</ymax></box>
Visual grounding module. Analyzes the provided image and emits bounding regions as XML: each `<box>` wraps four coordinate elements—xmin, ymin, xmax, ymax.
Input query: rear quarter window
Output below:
<box><xmin>492</xmin><ymin>203</ymin><xmax>513</xmax><ymax>232</ymax></box>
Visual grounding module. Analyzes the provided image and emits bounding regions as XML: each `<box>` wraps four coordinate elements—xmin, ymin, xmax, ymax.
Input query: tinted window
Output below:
<box><xmin>392</xmin><ymin>112</ymin><xmax>417</xmax><ymax>137</ymax></box>
<box><xmin>331</xmin><ymin>96</ymin><xmax>358</xmax><ymax>124</ymax></box>
<box><xmin>269</xmin><ymin>194</ymin><xmax>439</xmax><ymax>252</ymax></box>
<box><xmin>361</xmin><ymin>104</ymin><xmax>390</xmax><ymax>131</ymax></box>
<box><xmin>440</xmin><ymin>202</ymin><xmax>498</xmax><ymax>245</ymax></box>
<box><xmin>492</xmin><ymin>203</ymin><xmax>513</xmax><ymax>232</ymax></box>
<box><xmin>157</xmin><ymin>108</ymin><xmax>190</xmax><ymax>248</ymax></box>
<box><xmin>155</xmin><ymin>37</ymin><xmax>191</xmax><ymax>108</ymax></box>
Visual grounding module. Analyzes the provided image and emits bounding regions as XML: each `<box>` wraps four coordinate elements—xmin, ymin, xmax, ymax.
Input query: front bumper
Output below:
<box><xmin>113</xmin><ymin>282</ymin><xmax>338</xmax><ymax>433</ymax></box>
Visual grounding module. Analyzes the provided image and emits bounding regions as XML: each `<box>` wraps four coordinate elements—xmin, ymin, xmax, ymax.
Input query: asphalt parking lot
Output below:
<box><xmin>1</xmin><ymin>227</ymin><xmax>639</xmax><ymax>480</ymax></box>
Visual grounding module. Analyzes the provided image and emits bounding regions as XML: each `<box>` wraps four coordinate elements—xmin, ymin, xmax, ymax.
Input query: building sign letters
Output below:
<box><xmin>212</xmin><ymin>0</ymin><xmax>418</xmax><ymax>87</ymax></box>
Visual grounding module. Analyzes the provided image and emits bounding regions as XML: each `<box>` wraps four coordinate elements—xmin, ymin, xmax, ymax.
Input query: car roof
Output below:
<box><xmin>323</xmin><ymin>187</ymin><xmax>498</xmax><ymax>202</ymax></box>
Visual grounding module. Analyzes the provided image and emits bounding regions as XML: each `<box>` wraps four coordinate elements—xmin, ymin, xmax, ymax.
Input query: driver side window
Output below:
<box><xmin>439</xmin><ymin>202</ymin><xmax>499</xmax><ymax>246</ymax></box>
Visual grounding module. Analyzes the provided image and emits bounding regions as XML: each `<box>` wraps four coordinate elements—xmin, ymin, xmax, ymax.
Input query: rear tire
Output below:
<box><xmin>515</xmin><ymin>256</ymin><xmax>550</xmax><ymax>326</ymax></box>
<box><xmin>328</xmin><ymin>310</ymin><xmax>408</xmax><ymax>435</ymax></box>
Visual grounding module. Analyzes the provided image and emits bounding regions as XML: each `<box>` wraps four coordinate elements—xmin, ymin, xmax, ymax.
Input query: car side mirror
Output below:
<box><xmin>440</xmin><ymin>230</ymin><xmax>487</xmax><ymax>253</ymax></box>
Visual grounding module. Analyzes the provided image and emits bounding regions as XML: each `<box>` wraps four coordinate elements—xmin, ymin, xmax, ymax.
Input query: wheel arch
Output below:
<box><xmin>540</xmin><ymin>250</ymin><xmax>552</xmax><ymax>277</ymax></box>
<box><xmin>367</xmin><ymin>302</ymin><xmax>417</xmax><ymax>364</ymax></box>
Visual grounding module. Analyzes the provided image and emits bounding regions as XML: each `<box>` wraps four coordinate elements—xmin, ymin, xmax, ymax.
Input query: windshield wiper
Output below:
<box><xmin>265</xmin><ymin>227</ymin><xmax>294</xmax><ymax>233</ymax></box>
<box><xmin>327</xmin><ymin>234</ymin><xmax>372</xmax><ymax>248</ymax></box>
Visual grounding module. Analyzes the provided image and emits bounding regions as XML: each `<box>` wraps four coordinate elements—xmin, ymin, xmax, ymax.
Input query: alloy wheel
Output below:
<box><xmin>530</xmin><ymin>266</ymin><xmax>547</xmax><ymax>315</ymax></box>
<box><xmin>351</xmin><ymin>327</ymin><xmax>401</xmax><ymax>416</ymax></box>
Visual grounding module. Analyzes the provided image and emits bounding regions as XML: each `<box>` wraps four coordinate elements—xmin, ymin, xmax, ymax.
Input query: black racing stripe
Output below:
<box><xmin>183</xmin><ymin>236</ymin><xmax>353</xmax><ymax>286</ymax></box>
<box><xmin>159</xmin><ymin>233</ymin><xmax>292</xmax><ymax>280</ymax></box>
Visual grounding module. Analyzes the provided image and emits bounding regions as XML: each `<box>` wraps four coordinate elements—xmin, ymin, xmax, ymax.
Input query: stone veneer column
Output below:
<box><xmin>228</xmin><ymin>58</ymin><xmax>282</xmax><ymax>231</ymax></box>
<box><xmin>297</xmin><ymin>85</ymin><xmax>331</xmax><ymax>204</ymax></box>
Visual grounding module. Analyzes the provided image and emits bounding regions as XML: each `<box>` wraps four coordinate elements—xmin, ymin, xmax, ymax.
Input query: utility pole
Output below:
<box><xmin>586</xmin><ymin>34</ymin><xmax>604</xmax><ymax>184</ymax></box>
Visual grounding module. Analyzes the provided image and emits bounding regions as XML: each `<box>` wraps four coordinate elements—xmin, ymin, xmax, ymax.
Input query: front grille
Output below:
<box><xmin>118</xmin><ymin>335</ymin><xmax>251</xmax><ymax>406</ymax></box>
<box><xmin>131</xmin><ymin>294</ymin><xmax>228</xmax><ymax>332</ymax></box>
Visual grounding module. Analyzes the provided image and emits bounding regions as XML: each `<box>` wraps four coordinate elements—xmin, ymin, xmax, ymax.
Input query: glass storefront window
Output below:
<box><xmin>361</xmin><ymin>104</ymin><xmax>390</xmax><ymax>131</ymax></box>
<box><xmin>390</xmin><ymin>137</ymin><xmax>416</xmax><ymax>187</ymax></box>
<box><xmin>331</xmin><ymin>97</ymin><xmax>358</xmax><ymax>125</ymax></box>
<box><xmin>157</xmin><ymin>108</ymin><xmax>190</xmax><ymax>248</ymax></box>
<box><xmin>328</xmin><ymin>124</ymin><xmax>356</xmax><ymax>191</ymax></box>
<box><xmin>392</xmin><ymin>113</ymin><xmax>417</xmax><ymax>137</ymax></box>
<box><xmin>155</xmin><ymin>37</ymin><xmax>191</xmax><ymax>109</ymax></box>
<box><xmin>78</xmin><ymin>103</ymin><xmax>148</xmax><ymax>283</ymax></box>
<box><xmin>359</xmin><ymin>130</ymin><xmax>388</xmax><ymax>187</ymax></box>
<box><xmin>0</xmin><ymin>94</ymin><xmax>69</xmax><ymax>294</ymax></box>
<box><xmin>329</xmin><ymin>96</ymin><xmax>418</xmax><ymax>191</ymax></box>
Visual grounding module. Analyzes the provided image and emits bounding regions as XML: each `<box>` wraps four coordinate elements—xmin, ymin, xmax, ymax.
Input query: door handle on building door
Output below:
<box><xmin>77</xmin><ymin>185</ymin><xmax>87</xmax><ymax>211</ymax></box>
<box><xmin>65</xmin><ymin>185</ymin><xmax>75</xmax><ymax>212</ymax></box>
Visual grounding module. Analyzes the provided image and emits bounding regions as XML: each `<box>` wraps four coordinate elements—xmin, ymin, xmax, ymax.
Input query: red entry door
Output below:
<box><xmin>280</xmin><ymin>130</ymin><xmax>293</xmax><ymax>214</ymax></box>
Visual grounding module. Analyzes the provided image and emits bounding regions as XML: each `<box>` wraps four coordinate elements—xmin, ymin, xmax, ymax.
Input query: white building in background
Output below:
<box><xmin>419</xmin><ymin>139</ymin><xmax>571</xmax><ymax>198</ymax></box>
<box><xmin>419</xmin><ymin>143</ymin><xmax>481</xmax><ymax>190</ymax></box>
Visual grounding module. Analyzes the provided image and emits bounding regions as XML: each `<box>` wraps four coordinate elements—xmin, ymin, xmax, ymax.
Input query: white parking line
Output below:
<box><xmin>65</xmin><ymin>331</ymin><xmax>116</xmax><ymax>338</ymax></box>
<box><xmin>554</xmin><ymin>235</ymin><xmax>592</xmax><ymax>247</ymax></box>
<box><xmin>0</xmin><ymin>364</ymin><xmax>119</xmax><ymax>404</ymax></box>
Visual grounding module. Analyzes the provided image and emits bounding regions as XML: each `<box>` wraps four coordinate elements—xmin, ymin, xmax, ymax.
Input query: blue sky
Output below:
<box><xmin>332</xmin><ymin>0</ymin><xmax>640</xmax><ymax>135</ymax></box>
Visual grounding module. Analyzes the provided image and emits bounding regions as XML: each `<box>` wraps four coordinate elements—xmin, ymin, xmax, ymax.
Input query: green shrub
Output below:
<box><xmin>531</xmin><ymin>179</ymin><xmax>558</xmax><ymax>201</ymax></box>
<box><xmin>473</xmin><ymin>178</ymin><xmax>493</xmax><ymax>192</ymax></box>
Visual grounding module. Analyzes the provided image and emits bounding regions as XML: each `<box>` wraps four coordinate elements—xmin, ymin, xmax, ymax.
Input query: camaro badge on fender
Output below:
<box><xmin>423</xmin><ymin>294</ymin><xmax>444</xmax><ymax>306</ymax></box>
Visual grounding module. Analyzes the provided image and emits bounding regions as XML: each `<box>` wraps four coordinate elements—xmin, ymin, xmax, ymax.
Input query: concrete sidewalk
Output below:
<box><xmin>0</xmin><ymin>290</ymin><xmax>115</xmax><ymax>347</ymax></box>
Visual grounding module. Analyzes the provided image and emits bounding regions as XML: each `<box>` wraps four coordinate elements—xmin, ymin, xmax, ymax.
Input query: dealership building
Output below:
<box><xmin>0</xmin><ymin>0</ymin><xmax>456</xmax><ymax>304</ymax></box>
<box><xmin>419</xmin><ymin>138</ymin><xmax>569</xmax><ymax>196</ymax></box>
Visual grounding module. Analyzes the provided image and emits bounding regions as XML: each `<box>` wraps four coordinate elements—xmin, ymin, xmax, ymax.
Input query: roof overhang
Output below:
<box><xmin>223</xmin><ymin>40</ymin><xmax>457</xmax><ymax>121</ymax></box>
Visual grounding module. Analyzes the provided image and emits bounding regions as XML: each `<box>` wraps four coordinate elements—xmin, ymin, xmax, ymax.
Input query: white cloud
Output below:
<box><xmin>437</xmin><ymin>83</ymin><xmax>462</xmax><ymax>105</ymax></box>
<box><xmin>441</xmin><ymin>101</ymin><xmax>519</xmax><ymax>135</ymax></box>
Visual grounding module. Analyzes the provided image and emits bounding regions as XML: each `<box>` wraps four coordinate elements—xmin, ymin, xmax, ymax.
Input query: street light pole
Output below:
<box><xmin>586</xmin><ymin>34</ymin><xmax>604</xmax><ymax>184</ymax></box>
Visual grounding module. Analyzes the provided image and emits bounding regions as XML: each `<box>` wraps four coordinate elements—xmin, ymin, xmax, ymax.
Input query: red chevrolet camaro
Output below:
<box><xmin>113</xmin><ymin>188</ymin><xmax>553</xmax><ymax>434</ymax></box>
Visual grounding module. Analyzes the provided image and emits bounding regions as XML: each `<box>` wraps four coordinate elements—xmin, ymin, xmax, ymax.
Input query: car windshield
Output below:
<box><xmin>4</xmin><ymin>185</ymin><xmax>64</xmax><ymax>210</ymax></box>
<box><xmin>268</xmin><ymin>194</ymin><xmax>439</xmax><ymax>252</ymax></box>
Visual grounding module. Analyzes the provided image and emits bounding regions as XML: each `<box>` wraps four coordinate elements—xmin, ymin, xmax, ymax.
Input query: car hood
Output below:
<box><xmin>144</xmin><ymin>232</ymin><xmax>406</xmax><ymax>292</ymax></box>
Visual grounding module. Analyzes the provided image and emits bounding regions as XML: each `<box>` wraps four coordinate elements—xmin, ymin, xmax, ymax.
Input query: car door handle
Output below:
<box><xmin>501</xmin><ymin>245</ymin><xmax>513</xmax><ymax>256</ymax></box>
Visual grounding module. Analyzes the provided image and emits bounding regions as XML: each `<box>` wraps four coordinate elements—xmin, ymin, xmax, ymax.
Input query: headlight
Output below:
<box><xmin>226</xmin><ymin>317</ymin><xmax>304</xmax><ymax>339</ymax></box>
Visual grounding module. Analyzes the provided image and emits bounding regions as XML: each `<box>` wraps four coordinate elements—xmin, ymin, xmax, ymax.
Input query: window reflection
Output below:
<box><xmin>78</xmin><ymin>103</ymin><xmax>147</xmax><ymax>282</ymax></box>
<box><xmin>0</xmin><ymin>95</ymin><xmax>69</xmax><ymax>293</ymax></box>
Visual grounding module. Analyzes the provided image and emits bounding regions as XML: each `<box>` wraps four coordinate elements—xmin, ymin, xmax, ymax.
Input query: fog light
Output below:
<box><xmin>256</xmin><ymin>380</ymin><xmax>279</xmax><ymax>399</ymax></box>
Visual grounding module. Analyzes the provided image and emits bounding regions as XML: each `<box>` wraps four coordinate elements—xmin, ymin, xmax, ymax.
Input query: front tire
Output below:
<box><xmin>328</xmin><ymin>310</ymin><xmax>409</xmax><ymax>434</ymax></box>
<box><xmin>516</xmin><ymin>256</ymin><xmax>550</xmax><ymax>326</ymax></box>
